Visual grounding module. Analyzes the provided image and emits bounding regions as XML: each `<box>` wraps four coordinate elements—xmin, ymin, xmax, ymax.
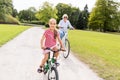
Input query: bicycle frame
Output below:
<box><xmin>44</xmin><ymin>52</ymin><xmax>56</xmax><ymax>73</ymax></box>
<box><xmin>62</xmin><ymin>32</ymin><xmax>68</xmax><ymax>47</ymax></box>
<box><xmin>44</xmin><ymin>48</ymin><xmax>64</xmax><ymax>74</ymax></box>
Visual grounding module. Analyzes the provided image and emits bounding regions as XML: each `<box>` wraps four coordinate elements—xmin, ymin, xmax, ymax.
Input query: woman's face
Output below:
<box><xmin>49</xmin><ymin>20</ymin><xmax>56</xmax><ymax>30</ymax></box>
<box><xmin>63</xmin><ymin>16</ymin><xmax>68</xmax><ymax>22</ymax></box>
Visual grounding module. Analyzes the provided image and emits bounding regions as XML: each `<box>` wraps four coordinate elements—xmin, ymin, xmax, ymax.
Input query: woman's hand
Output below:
<box><xmin>61</xmin><ymin>47</ymin><xmax>66</xmax><ymax>51</ymax></box>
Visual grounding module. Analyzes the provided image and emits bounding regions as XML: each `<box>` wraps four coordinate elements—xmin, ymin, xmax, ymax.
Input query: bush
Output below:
<box><xmin>23</xmin><ymin>21</ymin><xmax>45</xmax><ymax>25</ymax></box>
<box><xmin>45</xmin><ymin>24</ymin><xmax>49</xmax><ymax>27</ymax></box>
<box><xmin>0</xmin><ymin>14</ymin><xmax>20</xmax><ymax>24</ymax></box>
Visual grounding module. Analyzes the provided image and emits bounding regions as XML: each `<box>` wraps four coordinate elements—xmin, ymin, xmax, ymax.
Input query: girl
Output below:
<box><xmin>37</xmin><ymin>18</ymin><xmax>65</xmax><ymax>73</ymax></box>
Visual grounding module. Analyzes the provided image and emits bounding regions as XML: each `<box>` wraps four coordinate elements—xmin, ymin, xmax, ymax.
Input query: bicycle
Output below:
<box><xmin>62</xmin><ymin>32</ymin><xmax>70</xmax><ymax>59</ymax></box>
<box><xmin>43</xmin><ymin>48</ymin><xmax>65</xmax><ymax>80</ymax></box>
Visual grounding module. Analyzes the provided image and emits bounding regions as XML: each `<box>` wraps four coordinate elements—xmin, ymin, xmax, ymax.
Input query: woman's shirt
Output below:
<box><xmin>58</xmin><ymin>19</ymin><xmax>73</xmax><ymax>32</ymax></box>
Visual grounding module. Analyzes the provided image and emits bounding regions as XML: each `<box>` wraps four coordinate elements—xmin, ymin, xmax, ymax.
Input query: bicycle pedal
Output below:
<box><xmin>55</xmin><ymin>62</ymin><xmax>60</xmax><ymax>66</ymax></box>
<box><xmin>43</xmin><ymin>70</ymin><xmax>48</xmax><ymax>74</ymax></box>
<box><xmin>37</xmin><ymin>68</ymin><xmax>43</xmax><ymax>73</ymax></box>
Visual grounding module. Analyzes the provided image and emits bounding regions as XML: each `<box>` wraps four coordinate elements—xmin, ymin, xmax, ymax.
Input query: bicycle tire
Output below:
<box><xmin>63</xmin><ymin>39</ymin><xmax>70</xmax><ymax>58</ymax></box>
<box><xmin>48</xmin><ymin>67</ymin><xmax>59</xmax><ymax>80</ymax></box>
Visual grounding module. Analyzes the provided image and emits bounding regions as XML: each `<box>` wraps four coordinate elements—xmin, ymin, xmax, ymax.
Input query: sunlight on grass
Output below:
<box><xmin>69</xmin><ymin>30</ymin><xmax>120</xmax><ymax>80</ymax></box>
<box><xmin>0</xmin><ymin>24</ymin><xmax>30</xmax><ymax>46</ymax></box>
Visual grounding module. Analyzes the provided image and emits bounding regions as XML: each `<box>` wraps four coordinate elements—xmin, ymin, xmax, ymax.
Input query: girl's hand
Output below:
<box><xmin>41</xmin><ymin>46</ymin><xmax>46</xmax><ymax>50</ymax></box>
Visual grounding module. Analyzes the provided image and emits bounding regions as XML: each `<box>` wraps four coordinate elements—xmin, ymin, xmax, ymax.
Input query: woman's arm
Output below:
<box><xmin>58</xmin><ymin>20</ymin><xmax>63</xmax><ymax>28</ymax></box>
<box><xmin>68</xmin><ymin>20</ymin><xmax>74</xmax><ymax>29</ymax></box>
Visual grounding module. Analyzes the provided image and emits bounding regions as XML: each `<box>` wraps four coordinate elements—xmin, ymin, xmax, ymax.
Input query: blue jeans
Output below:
<box><xmin>59</xmin><ymin>30</ymin><xmax>65</xmax><ymax>39</ymax></box>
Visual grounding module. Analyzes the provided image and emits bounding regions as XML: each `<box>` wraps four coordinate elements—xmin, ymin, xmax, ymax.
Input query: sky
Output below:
<box><xmin>13</xmin><ymin>0</ymin><xmax>120</xmax><ymax>12</ymax></box>
<box><xmin>12</xmin><ymin>0</ymin><xmax>96</xmax><ymax>12</ymax></box>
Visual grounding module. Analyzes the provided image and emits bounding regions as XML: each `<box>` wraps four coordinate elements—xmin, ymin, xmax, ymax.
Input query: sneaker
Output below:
<box><xmin>55</xmin><ymin>62</ymin><xmax>60</xmax><ymax>66</ymax></box>
<box><xmin>37</xmin><ymin>66</ymin><xmax>43</xmax><ymax>73</ymax></box>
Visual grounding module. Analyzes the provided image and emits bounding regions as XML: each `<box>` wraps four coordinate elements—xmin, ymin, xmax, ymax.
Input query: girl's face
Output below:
<box><xmin>49</xmin><ymin>19</ymin><xmax>56</xmax><ymax>30</ymax></box>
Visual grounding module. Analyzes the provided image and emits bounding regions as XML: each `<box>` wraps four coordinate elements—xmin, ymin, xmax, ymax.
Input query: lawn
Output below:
<box><xmin>69</xmin><ymin>30</ymin><xmax>120</xmax><ymax>80</ymax></box>
<box><xmin>0</xmin><ymin>24</ymin><xmax>30</xmax><ymax>46</ymax></box>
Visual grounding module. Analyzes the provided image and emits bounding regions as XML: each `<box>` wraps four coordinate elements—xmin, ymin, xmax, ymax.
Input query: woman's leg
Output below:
<box><xmin>59</xmin><ymin>30</ymin><xmax>65</xmax><ymax>39</ymax></box>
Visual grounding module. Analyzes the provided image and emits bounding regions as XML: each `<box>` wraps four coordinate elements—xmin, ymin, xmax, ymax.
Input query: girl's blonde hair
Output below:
<box><xmin>49</xmin><ymin>18</ymin><xmax>58</xmax><ymax>39</ymax></box>
<box><xmin>49</xmin><ymin>18</ymin><xmax>57</xmax><ymax>24</ymax></box>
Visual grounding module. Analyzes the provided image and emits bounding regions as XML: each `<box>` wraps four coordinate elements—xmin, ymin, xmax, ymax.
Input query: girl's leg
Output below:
<box><xmin>38</xmin><ymin>53</ymin><xmax>49</xmax><ymax>73</ymax></box>
<box><xmin>53</xmin><ymin>47</ymin><xmax>59</xmax><ymax>58</ymax></box>
<box><xmin>52</xmin><ymin>47</ymin><xmax>60</xmax><ymax>66</ymax></box>
<box><xmin>40</xmin><ymin>53</ymin><xmax>49</xmax><ymax>67</ymax></box>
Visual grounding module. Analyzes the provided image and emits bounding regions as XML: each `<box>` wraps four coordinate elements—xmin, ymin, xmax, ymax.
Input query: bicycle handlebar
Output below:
<box><xmin>44</xmin><ymin>47</ymin><xmax>66</xmax><ymax>52</ymax></box>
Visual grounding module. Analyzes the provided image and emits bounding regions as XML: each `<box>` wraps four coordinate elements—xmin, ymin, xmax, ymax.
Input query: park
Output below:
<box><xmin>0</xmin><ymin>0</ymin><xmax>120</xmax><ymax>80</ymax></box>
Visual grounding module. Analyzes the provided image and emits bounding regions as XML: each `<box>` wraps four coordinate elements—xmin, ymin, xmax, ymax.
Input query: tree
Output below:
<box><xmin>88</xmin><ymin>0</ymin><xmax>120</xmax><ymax>32</ymax></box>
<box><xmin>70</xmin><ymin>7</ymin><xmax>80</xmax><ymax>27</ymax></box>
<box><xmin>56</xmin><ymin>3</ymin><xmax>80</xmax><ymax>27</ymax></box>
<box><xmin>56</xmin><ymin>3</ymin><xmax>72</xmax><ymax>23</ymax></box>
<box><xmin>28</xmin><ymin>7</ymin><xmax>37</xmax><ymax>21</ymax></box>
<box><xmin>0</xmin><ymin>0</ymin><xmax>20</xmax><ymax>24</ymax></box>
<box><xmin>18</xmin><ymin>10</ymin><xmax>29</xmax><ymax>21</ymax></box>
<box><xmin>115</xmin><ymin>11</ymin><xmax>120</xmax><ymax>32</ymax></box>
<box><xmin>0</xmin><ymin>0</ymin><xmax>13</xmax><ymax>20</ymax></box>
<box><xmin>35</xmin><ymin>2</ymin><xmax>58</xmax><ymax>24</ymax></box>
<box><xmin>0</xmin><ymin>0</ymin><xmax>13</xmax><ymax>15</ymax></box>
<box><xmin>76</xmin><ymin>4</ymin><xmax>89</xmax><ymax>29</ymax></box>
<box><xmin>18</xmin><ymin>7</ymin><xmax>37</xmax><ymax>22</ymax></box>
<box><xmin>12</xmin><ymin>9</ymin><xmax>18</xmax><ymax>17</ymax></box>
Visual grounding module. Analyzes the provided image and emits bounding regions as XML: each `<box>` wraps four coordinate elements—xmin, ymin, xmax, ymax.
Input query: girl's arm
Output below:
<box><xmin>40</xmin><ymin>35</ymin><xmax>45</xmax><ymax>49</ymax></box>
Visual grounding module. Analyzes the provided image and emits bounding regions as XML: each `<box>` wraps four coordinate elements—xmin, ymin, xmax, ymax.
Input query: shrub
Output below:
<box><xmin>0</xmin><ymin>14</ymin><xmax>20</xmax><ymax>24</ymax></box>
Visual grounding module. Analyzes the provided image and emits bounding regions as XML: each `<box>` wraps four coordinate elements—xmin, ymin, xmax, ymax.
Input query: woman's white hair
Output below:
<box><xmin>62</xmin><ymin>14</ymin><xmax>68</xmax><ymax>19</ymax></box>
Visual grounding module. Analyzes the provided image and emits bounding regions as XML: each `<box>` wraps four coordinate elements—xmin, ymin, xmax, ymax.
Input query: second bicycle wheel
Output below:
<box><xmin>63</xmin><ymin>39</ymin><xmax>70</xmax><ymax>58</ymax></box>
<box><xmin>48</xmin><ymin>67</ymin><xmax>59</xmax><ymax>80</ymax></box>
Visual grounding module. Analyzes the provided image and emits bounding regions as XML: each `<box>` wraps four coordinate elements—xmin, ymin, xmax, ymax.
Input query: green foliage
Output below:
<box><xmin>35</xmin><ymin>2</ymin><xmax>58</xmax><ymax>24</ymax></box>
<box><xmin>88</xmin><ymin>0</ymin><xmax>120</xmax><ymax>32</ymax></box>
<box><xmin>12</xmin><ymin>9</ymin><xmax>18</xmax><ymax>17</ymax></box>
<box><xmin>56</xmin><ymin>3</ymin><xmax>72</xmax><ymax>22</ymax></box>
<box><xmin>5</xmin><ymin>14</ymin><xmax>20</xmax><ymax>24</ymax></box>
<box><xmin>0</xmin><ymin>14</ymin><xmax>20</xmax><ymax>24</ymax></box>
<box><xmin>23</xmin><ymin>21</ymin><xmax>45</xmax><ymax>25</ymax></box>
<box><xmin>76</xmin><ymin>4</ymin><xmax>89</xmax><ymax>29</ymax></box>
<box><xmin>0</xmin><ymin>0</ymin><xmax>20</xmax><ymax>24</ymax></box>
<box><xmin>56</xmin><ymin>3</ymin><xmax>80</xmax><ymax>26</ymax></box>
<box><xmin>0</xmin><ymin>24</ymin><xmax>30</xmax><ymax>46</ymax></box>
<box><xmin>69</xmin><ymin>30</ymin><xmax>120</xmax><ymax>80</ymax></box>
<box><xmin>70</xmin><ymin>7</ymin><xmax>80</xmax><ymax>27</ymax></box>
<box><xmin>0</xmin><ymin>0</ymin><xmax>13</xmax><ymax>15</ymax></box>
<box><xmin>18</xmin><ymin>7</ymin><xmax>37</xmax><ymax>22</ymax></box>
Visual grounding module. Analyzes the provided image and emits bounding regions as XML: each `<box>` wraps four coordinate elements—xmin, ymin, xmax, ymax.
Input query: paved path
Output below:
<box><xmin>0</xmin><ymin>27</ymin><xmax>103</xmax><ymax>80</ymax></box>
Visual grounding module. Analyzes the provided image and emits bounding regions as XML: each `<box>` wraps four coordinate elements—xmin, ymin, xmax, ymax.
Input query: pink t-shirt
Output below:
<box><xmin>44</xmin><ymin>29</ymin><xmax>59</xmax><ymax>48</ymax></box>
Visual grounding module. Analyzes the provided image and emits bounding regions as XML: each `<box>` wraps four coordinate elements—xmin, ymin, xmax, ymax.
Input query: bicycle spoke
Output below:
<box><xmin>48</xmin><ymin>67</ymin><xmax>59</xmax><ymax>80</ymax></box>
<box><xmin>63</xmin><ymin>39</ymin><xmax>70</xmax><ymax>58</ymax></box>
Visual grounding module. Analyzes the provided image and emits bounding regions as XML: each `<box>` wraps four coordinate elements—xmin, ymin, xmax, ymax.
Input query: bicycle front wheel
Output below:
<box><xmin>48</xmin><ymin>67</ymin><xmax>59</xmax><ymax>80</ymax></box>
<box><xmin>63</xmin><ymin>39</ymin><xmax>70</xmax><ymax>58</ymax></box>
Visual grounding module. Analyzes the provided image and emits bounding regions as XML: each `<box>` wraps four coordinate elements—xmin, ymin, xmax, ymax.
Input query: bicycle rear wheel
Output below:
<box><xmin>63</xmin><ymin>39</ymin><xmax>70</xmax><ymax>58</ymax></box>
<box><xmin>48</xmin><ymin>67</ymin><xmax>59</xmax><ymax>80</ymax></box>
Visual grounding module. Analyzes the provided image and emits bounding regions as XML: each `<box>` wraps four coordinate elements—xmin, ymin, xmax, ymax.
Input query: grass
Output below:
<box><xmin>108</xmin><ymin>32</ymin><xmax>120</xmax><ymax>35</ymax></box>
<box><xmin>0</xmin><ymin>24</ymin><xmax>31</xmax><ymax>47</ymax></box>
<box><xmin>69</xmin><ymin>30</ymin><xmax>120</xmax><ymax>80</ymax></box>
